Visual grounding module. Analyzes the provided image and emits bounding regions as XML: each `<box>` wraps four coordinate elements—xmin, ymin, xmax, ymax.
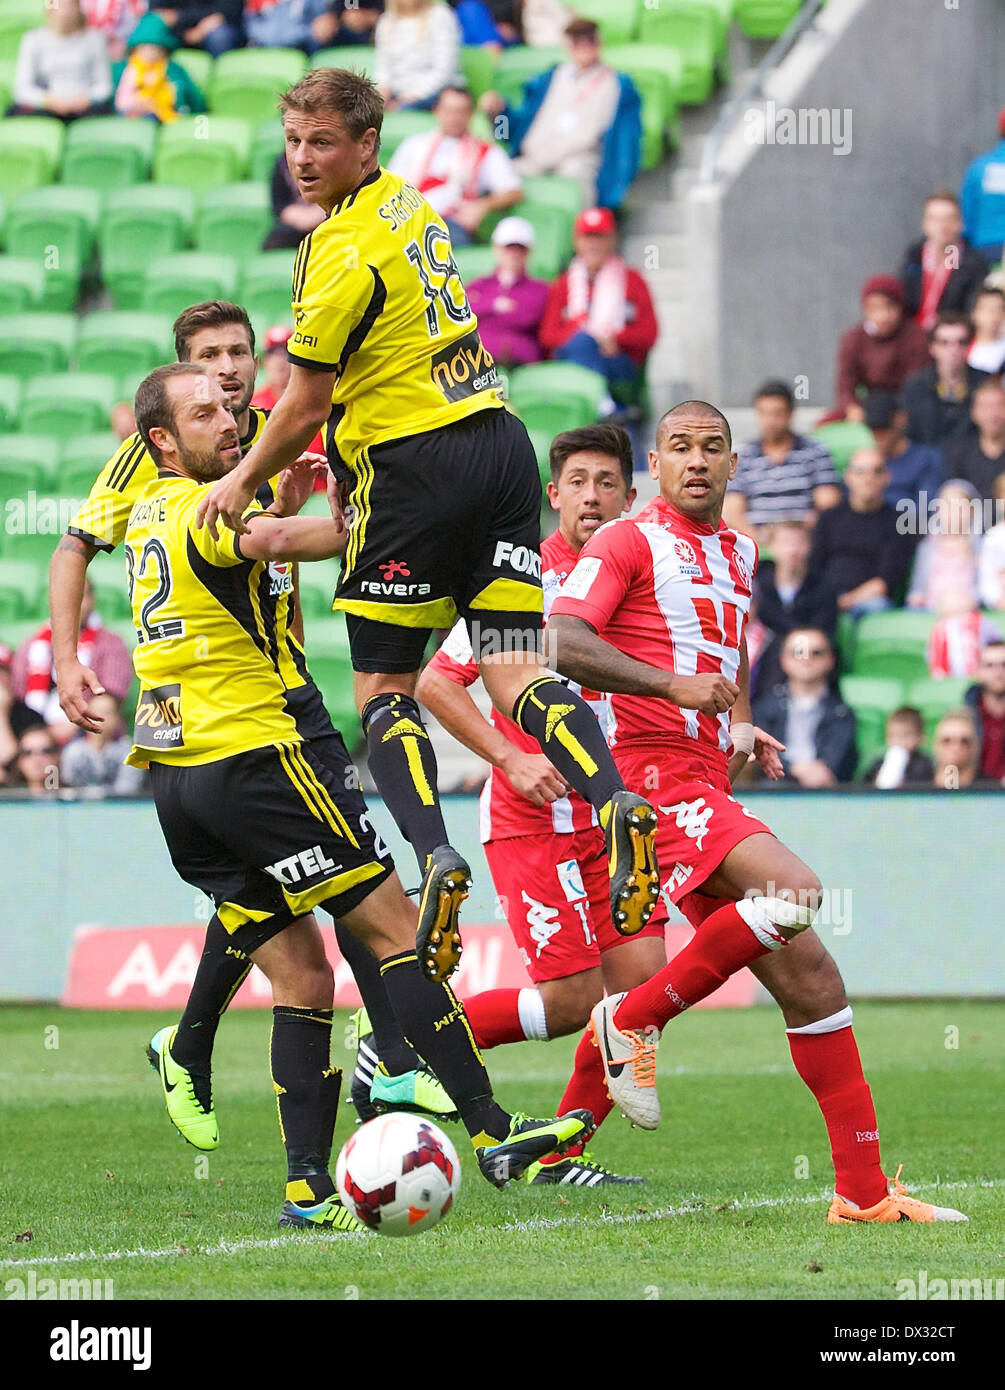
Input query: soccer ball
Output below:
<box><xmin>336</xmin><ymin>1113</ymin><xmax>461</xmax><ymax>1237</ymax></box>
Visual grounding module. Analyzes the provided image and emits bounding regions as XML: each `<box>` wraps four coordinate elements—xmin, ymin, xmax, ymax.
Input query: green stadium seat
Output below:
<box><xmin>154</xmin><ymin>116</ymin><xmax>252</xmax><ymax>191</ymax></box>
<box><xmin>306</xmin><ymin>653</ymin><xmax>359</xmax><ymax>742</ymax></box>
<box><xmin>0</xmin><ymin>557</ymin><xmax>44</xmax><ymax>622</ymax></box>
<box><xmin>494</xmin><ymin>46</ymin><xmax>564</xmax><ymax>111</ymax></box>
<box><xmin>636</xmin><ymin>5</ymin><xmax>719</xmax><ymax>105</ymax></box>
<box><xmin>251</xmin><ymin>117</ymin><xmax>285</xmax><ymax>181</ymax></box>
<box><xmin>21</xmin><ymin>373</ymin><xmax>120</xmax><ymax>443</ymax></box>
<box><xmin>0</xmin><ymin>257</ymin><xmax>45</xmax><ymax>314</ymax></box>
<box><xmin>0</xmin><ymin>312</ymin><xmax>77</xmax><ymax>379</ymax></box>
<box><xmin>839</xmin><ymin>673</ymin><xmax>904</xmax><ymax>775</ymax></box>
<box><xmin>811</xmin><ymin>419</ymin><xmax>875</xmax><ymax>475</ymax></box>
<box><xmin>210</xmin><ymin>47</ymin><xmax>308</xmax><ymax>122</ymax></box>
<box><xmin>525</xmin><ymin>425</ymin><xmax>554</xmax><ymax>488</ymax></box>
<box><xmin>0</xmin><ymin>431</ymin><xmax>61</xmax><ymax>481</ymax></box>
<box><xmin>310</xmin><ymin>47</ymin><xmax>377</xmax><ymax>79</ymax></box>
<box><xmin>0</xmin><ymin>373</ymin><xmax>24</xmax><ymax>432</ymax></box>
<box><xmin>522</xmin><ymin>203</ymin><xmax>573</xmax><ymax>279</ymax></box>
<box><xmin>0</xmin><ymin>616</ymin><xmax>39</xmax><ymax>652</ymax></box>
<box><xmin>0</xmin><ymin>527</ymin><xmax>64</xmax><ymax>566</ymax></box>
<box><xmin>0</xmin><ymin>116</ymin><xmax>65</xmax><ymax>200</ymax></box>
<box><xmin>735</xmin><ymin>0</ymin><xmax>801</xmax><ymax>40</ymax></box>
<box><xmin>99</xmin><ymin>187</ymin><xmax>197</xmax><ymax>307</ymax></box>
<box><xmin>0</xmin><ymin>56</ymin><xmax>16</xmax><ymax>114</ymax></box>
<box><xmin>141</xmin><ymin>252</ymin><xmax>239</xmax><ymax>319</ymax></box>
<box><xmin>296</xmin><ymin>566</ymin><xmax>338</xmax><ymax>619</ymax></box>
<box><xmin>196</xmin><ymin>182</ymin><xmax>271</xmax><ymax>258</ymax></box>
<box><xmin>0</xmin><ymin>459</ymin><xmax>42</xmax><ymax>511</ymax></box>
<box><xmin>853</xmin><ymin>609</ymin><xmax>935</xmax><ymax>685</ymax></box>
<box><xmin>605</xmin><ymin>44</ymin><xmax>685</xmax><ymax>161</ymax></box>
<box><xmin>566</xmin><ymin>0</ymin><xmax>641</xmax><ymax>45</ymax></box>
<box><xmin>61</xmin><ymin>116</ymin><xmax>157</xmax><ymax>190</ymax></box>
<box><xmin>452</xmin><ymin>245</ymin><xmax>497</xmax><ymax>284</ymax></box>
<box><xmin>5</xmin><ymin>185</ymin><xmax>101</xmax><ymax>310</ymax></box>
<box><xmin>76</xmin><ymin>311</ymin><xmax>175</xmax><ymax>380</ymax></box>
<box><xmin>172</xmin><ymin>48</ymin><xmax>213</xmax><ymax>95</ymax></box>
<box><xmin>508</xmin><ymin>362</ymin><xmax>607</xmax><ymax>433</ymax></box>
<box><xmin>379</xmin><ymin>110</ymin><xmax>439</xmax><ymax>162</ymax></box>
<box><xmin>905</xmin><ymin>676</ymin><xmax>975</xmax><ymax>739</ymax></box>
<box><xmin>517</xmin><ymin>174</ymin><xmax>583</xmax><ymax>223</ymax></box>
<box><xmin>60</xmin><ymin>432</ymin><xmax>122</xmax><ymax>498</ymax></box>
<box><xmin>459</xmin><ymin>45</ymin><xmax>499</xmax><ymax>100</ymax></box>
<box><xmin>86</xmin><ymin>557</ymin><xmax>133</xmax><ymax>621</ymax></box>
<box><xmin>238</xmin><ymin>250</ymin><xmax>296</xmax><ymax>326</ymax></box>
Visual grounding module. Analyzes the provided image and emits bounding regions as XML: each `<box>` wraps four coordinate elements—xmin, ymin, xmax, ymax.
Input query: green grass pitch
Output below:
<box><xmin>1</xmin><ymin>1001</ymin><xmax>1001</xmax><ymax>1301</ymax></box>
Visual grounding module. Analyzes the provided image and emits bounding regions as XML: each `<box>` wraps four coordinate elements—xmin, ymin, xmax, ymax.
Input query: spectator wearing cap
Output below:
<box><xmin>862</xmin><ymin>390</ymin><xmax>946</xmax><ymax>511</ymax></box>
<box><xmin>539</xmin><ymin>207</ymin><xmax>658</xmax><ymax>401</ymax></box>
<box><xmin>809</xmin><ymin>446</ymin><xmax>916</xmax><ymax>619</ymax></box>
<box><xmin>375</xmin><ymin>0</ymin><xmax>463</xmax><ymax>113</ymax></box>
<box><xmin>941</xmin><ymin>377</ymin><xmax>1005</xmax><ymax>506</ymax></box>
<box><xmin>964</xmin><ymin>640</ymin><xmax>1005</xmax><ymax>780</ymax></box>
<box><xmin>723</xmin><ymin>380</ymin><xmax>841</xmax><ymax>544</ymax></box>
<box><xmin>388</xmin><ymin>85</ymin><xmax>522</xmax><ymax>247</ymax></box>
<box><xmin>903</xmin><ymin>311</ymin><xmax>992</xmax><ymax>446</ymax></box>
<box><xmin>481</xmin><ymin>18</ymin><xmax>642</xmax><ymax>210</ymax></box>
<box><xmin>967</xmin><ymin>286</ymin><xmax>1005</xmax><ymax>374</ymax></box>
<box><xmin>828</xmin><ymin>274</ymin><xmax>930</xmax><ymax>423</ymax></box>
<box><xmin>112</xmin><ymin>12</ymin><xmax>206</xmax><ymax>122</ymax></box>
<box><xmin>0</xmin><ymin>643</ymin><xmax>43</xmax><ymax>783</ymax></box>
<box><xmin>466</xmin><ymin>218</ymin><xmax>548</xmax><ymax>366</ymax></box>
<box><xmin>252</xmin><ymin>326</ymin><xmax>325</xmax><ymax>460</ymax></box>
<box><xmin>960</xmin><ymin>108</ymin><xmax>1005</xmax><ymax>265</ymax></box>
<box><xmin>264</xmin><ymin>150</ymin><xmax>326</xmax><ymax>251</ymax></box>
<box><xmin>899</xmin><ymin>191</ymin><xmax>989</xmax><ymax>330</ymax></box>
<box><xmin>10</xmin><ymin>580</ymin><xmax>133</xmax><ymax>746</ymax></box>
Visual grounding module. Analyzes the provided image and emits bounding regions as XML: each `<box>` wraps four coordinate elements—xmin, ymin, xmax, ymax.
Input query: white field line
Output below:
<box><xmin>2</xmin><ymin>1178</ymin><xmax>1000</xmax><ymax>1271</ymax></box>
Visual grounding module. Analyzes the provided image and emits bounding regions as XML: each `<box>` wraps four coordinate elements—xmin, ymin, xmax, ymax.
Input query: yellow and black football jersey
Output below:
<box><xmin>67</xmin><ymin>407</ymin><xmax>269</xmax><ymax>553</ymax></box>
<box><xmin>124</xmin><ymin>472</ymin><xmax>306</xmax><ymax>769</ymax></box>
<box><xmin>288</xmin><ymin>167</ymin><xmax>504</xmax><ymax>470</ymax></box>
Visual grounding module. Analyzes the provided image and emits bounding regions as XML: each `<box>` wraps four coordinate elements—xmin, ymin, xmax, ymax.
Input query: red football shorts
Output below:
<box><xmin>483</xmin><ymin>825</ymin><xmax>665</xmax><ymax>984</ymax></box>
<box><xmin>614</xmin><ymin>743</ymin><xmax>774</xmax><ymax>931</ymax></box>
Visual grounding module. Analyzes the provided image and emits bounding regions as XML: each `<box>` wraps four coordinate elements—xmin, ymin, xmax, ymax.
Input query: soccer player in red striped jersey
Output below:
<box><xmin>417</xmin><ymin>426</ymin><xmax>669</xmax><ymax>1186</ymax></box>
<box><xmin>547</xmin><ymin>400</ymin><xmax>967</xmax><ymax>1223</ymax></box>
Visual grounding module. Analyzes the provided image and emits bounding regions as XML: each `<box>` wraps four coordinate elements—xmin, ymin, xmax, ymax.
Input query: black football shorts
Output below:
<box><xmin>333</xmin><ymin>405</ymin><xmax>544</xmax><ymax>672</ymax></box>
<box><xmin>150</xmin><ymin>737</ymin><xmax>393</xmax><ymax>954</ymax></box>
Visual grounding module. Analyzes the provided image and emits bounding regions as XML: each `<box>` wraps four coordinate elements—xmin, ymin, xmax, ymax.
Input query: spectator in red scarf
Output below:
<box><xmin>964</xmin><ymin>640</ymin><xmax>1005</xmax><ymax>780</ymax></box>
<box><xmin>465</xmin><ymin>216</ymin><xmax>548</xmax><ymax>366</ymax></box>
<box><xmin>539</xmin><ymin>206</ymin><xmax>657</xmax><ymax>402</ymax></box>
<box><xmin>388</xmin><ymin>85</ymin><xmax>522</xmax><ymax>246</ymax></box>
<box><xmin>827</xmin><ymin>274</ymin><xmax>930</xmax><ymax>423</ymax></box>
<box><xmin>10</xmin><ymin>580</ymin><xmax>133</xmax><ymax>746</ymax></box>
<box><xmin>899</xmin><ymin>191</ymin><xmax>989</xmax><ymax>331</ymax></box>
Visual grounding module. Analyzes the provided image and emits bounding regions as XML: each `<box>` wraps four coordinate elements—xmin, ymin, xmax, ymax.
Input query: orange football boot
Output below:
<box><xmin>828</xmin><ymin>1165</ymin><xmax>967</xmax><ymax>1223</ymax></box>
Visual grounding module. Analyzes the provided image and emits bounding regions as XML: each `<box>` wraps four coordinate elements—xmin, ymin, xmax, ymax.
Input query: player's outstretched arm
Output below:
<box><xmin>547</xmin><ymin>613</ymin><xmax>739</xmax><ymax>716</ymax></box>
<box><xmin>197</xmin><ymin>365</ymin><xmax>335</xmax><ymax>537</ymax></box>
<box><xmin>50</xmin><ymin>534</ymin><xmax>106</xmax><ymax>733</ymax></box>
<box><xmin>416</xmin><ymin>664</ymin><xmax>567</xmax><ymax>807</ymax></box>
<box><xmin>239</xmin><ymin>514</ymin><xmax>347</xmax><ymax>564</ymax></box>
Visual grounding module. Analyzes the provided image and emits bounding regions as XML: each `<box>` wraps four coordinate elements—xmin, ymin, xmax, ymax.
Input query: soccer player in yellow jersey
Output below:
<box><xmin>198</xmin><ymin>68</ymin><xmax>661</xmax><ymax>983</ymax></box>
<box><xmin>126</xmin><ymin>361</ymin><xmax>592</xmax><ymax>1227</ymax></box>
<box><xmin>49</xmin><ymin>301</ymin><xmax>454</xmax><ymax>1155</ymax></box>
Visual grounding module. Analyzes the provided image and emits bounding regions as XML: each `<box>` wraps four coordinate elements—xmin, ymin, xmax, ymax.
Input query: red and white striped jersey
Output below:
<box><xmin>549</xmin><ymin>496</ymin><xmax>758</xmax><ymax>766</ymax></box>
<box><xmin>426</xmin><ymin>529</ymin><xmax>609</xmax><ymax>842</ymax></box>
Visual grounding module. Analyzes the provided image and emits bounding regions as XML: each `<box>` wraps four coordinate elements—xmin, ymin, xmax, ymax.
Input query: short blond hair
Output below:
<box><xmin>279</xmin><ymin>68</ymin><xmax>384</xmax><ymax>146</ymax></box>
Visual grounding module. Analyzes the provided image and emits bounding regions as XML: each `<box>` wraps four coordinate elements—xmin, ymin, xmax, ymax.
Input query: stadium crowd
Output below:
<box><xmin>1</xmin><ymin>4</ymin><xmax>1004</xmax><ymax>795</ymax></box>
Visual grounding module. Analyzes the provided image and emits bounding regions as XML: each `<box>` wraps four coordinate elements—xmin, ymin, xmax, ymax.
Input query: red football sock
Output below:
<box><xmin>540</xmin><ymin>1026</ymin><xmax>613</xmax><ymax>1163</ymax></box>
<box><xmin>614</xmin><ymin>899</ymin><xmax>783</xmax><ymax>1032</ymax></box>
<box><xmin>463</xmin><ymin>988</ymin><xmax>548</xmax><ymax>1050</ymax></box>
<box><xmin>787</xmin><ymin>1019</ymin><xmax>887</xmax><ymax>1209</ymax></box>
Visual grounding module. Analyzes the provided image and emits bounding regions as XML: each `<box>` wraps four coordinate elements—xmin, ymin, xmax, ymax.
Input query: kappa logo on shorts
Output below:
<box><xmin>264</xmin><ymin>845</ymin><xmax>340</xmax><ymax>885</ymax></box>
<box><xmin>659</xmin><ymin>798</ymin><xmax>714</xmax><ymax>851</ymax></box>
<box><xmin>521</xmin><ymin>891</ymin><xmax>561</xmax><ymax>957</ymax></box>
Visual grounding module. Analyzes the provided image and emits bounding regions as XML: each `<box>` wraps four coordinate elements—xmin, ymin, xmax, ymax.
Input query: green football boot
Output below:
<box><xmin>278</xmin><ymin>1194</ymin><xmax>366</xmax><ymax>1232</ymax></box>
<box><xmin>476</xmin><ymin>1109</ymin><xmax>595</xmax><ymax>1188</ymax></box>
<box><xmin>146</xmin><ymin>1025</ymin><xmax>218</xmax><ymax>1151</ymax></box>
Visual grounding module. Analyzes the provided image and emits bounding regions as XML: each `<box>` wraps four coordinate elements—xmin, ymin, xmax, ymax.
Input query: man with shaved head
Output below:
<box><xmin>544</xmin><ymin>399</ymin><xmax>966</xmax><ymax>1224</ymax></box>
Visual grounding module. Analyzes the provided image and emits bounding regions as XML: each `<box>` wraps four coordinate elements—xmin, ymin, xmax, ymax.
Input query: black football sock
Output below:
<box><xmin>379</xmin><ymin>952</ymin><xmax>510</xmax><ymax>1145</ymax></box>
<box><xmin>513</xmin><ymin>677</ymin><xmax>625</xmax><ymax>813</ymax></box>
<box><xmin>361</xmin><ymin>693</ymin><xmax>449</xmax><ymax>870</ymax></box>
<box><xmin>332</xmin><ymin>920</ymin><xmax>421</xmax><ymax>1076</ymax></box>
<box><xmin>171</xmin><ymin>913</ymin><xmax>251</xmax><ymax>1070</ymax></box>
<box><xmin>271</xmin><ymin>1005</ymin><xmax>340</xmax><ymax>1205</ymax></box>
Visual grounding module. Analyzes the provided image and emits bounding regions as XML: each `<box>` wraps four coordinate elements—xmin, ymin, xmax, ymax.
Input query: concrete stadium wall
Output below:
<box><xmin>686</xmin><ymin>0</ymin><xmax>1005</xmax><ymax>404</ymax></box>
<box><xmin>0</xmin><ymin>792</ymin><xmax>1001</xmax><ymax>1001</ymax></box>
